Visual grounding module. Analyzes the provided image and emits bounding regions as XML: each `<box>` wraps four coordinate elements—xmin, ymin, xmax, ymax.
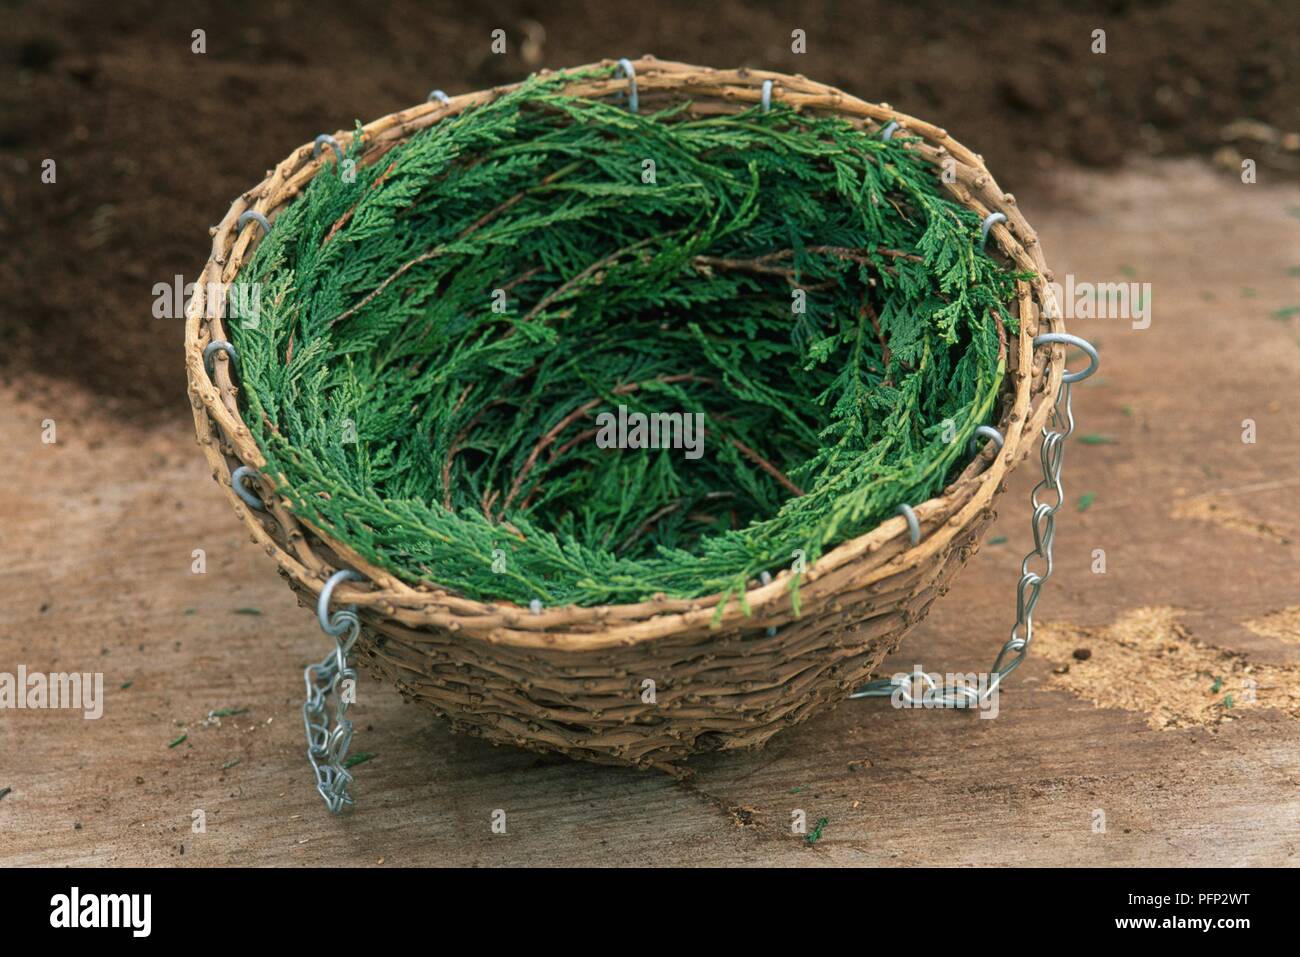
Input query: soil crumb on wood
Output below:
<box><xmin>1244</xmin><ymin>605</ymin><xmax>1300</xmax><ymax>644</ymax></box>
<box><xmin>1033</xmin><ymin>607</ymin><xmax>1300</xmax><ymax>729</ymax></box>
<box><xmin>1170</xmin><ymin>496</ymin><xmax>1294</xmax><ymax>546</ymax></box>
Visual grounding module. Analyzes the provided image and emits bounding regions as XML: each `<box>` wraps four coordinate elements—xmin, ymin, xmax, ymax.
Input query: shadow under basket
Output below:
<box><xmin>185</xmin><ymin>58</ymin><xmax>1091</xmax><ymax>795</ymax></box>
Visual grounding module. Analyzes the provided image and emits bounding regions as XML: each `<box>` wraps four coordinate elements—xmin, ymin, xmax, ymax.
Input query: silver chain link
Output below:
<box><xmin>304</xmin><ymin>570</ymin><xmax>365</xmax><ymax>813</ymax></box>
<box><xmin>851</xmin><ymin>333</ymin><xmax>1097</xmax><ymax>708</ymax></box>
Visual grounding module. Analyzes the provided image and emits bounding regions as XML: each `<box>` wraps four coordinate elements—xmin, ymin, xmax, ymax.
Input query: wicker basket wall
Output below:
<box><xmin>184</xmin><ymin>57</ymin><xmax>1067</xmax><ymax>773</ymax></box>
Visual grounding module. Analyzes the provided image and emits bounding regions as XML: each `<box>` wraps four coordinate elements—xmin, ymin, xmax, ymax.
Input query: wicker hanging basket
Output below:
<box><xmin>185</xmin><ymin>57</ymin><xmax>1070</xmax><ymax>776</ymax></box>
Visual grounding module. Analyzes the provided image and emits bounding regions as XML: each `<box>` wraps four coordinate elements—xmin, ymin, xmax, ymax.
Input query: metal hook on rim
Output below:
<box><xmin>880</xmin><ymin>121</ymin><xmax>900</xmax><ymax>141</ymax></box>
<box><xmin>202</xmin><ymin>339</ymin><xmax>239</xmax><ymax>380</ymax></box>
<box><xmin>895</xmin><ymin>503</ymin><xmax>921</xmax><ymax>545</ymax></box>
<box><xmin>427</xmin><ymin>89</ymin><xmax>450</xmax><ymax>105</ymax></box>
<box><xmin>615</xmin><ymin>58</ymin><xmax>638</xmax><ymax>114</ymax></box>
<box><xmin>1033</xmin><ymin>332</ymin><xmax>1100</xmax><ymax>384</ymax></box>
<box><xmin>313</xmin><ymin>134</ymin><xmax>343</xmax><ymax>164</ymax></box>
<box><xmin>230</xmin><ymin>465</ymin><xmax>265</xmax><ymax>511</ymax></box>
<box><xmin>968</xmin><ymin>425</ymin><xmax>1005</xmax><ymax>457</ymax></box>
<box><xmin>760</xmin><ymin>79</ymin><xmax>773</xmax><ymax>112</ymax></box>
<box><xmin>237</xmin><ymin>210</ymin><xmax>271</xmax><ymax>236</ymax></box>
<box><xmin>318</xmin><ymin>568</ymin><xmax>365</xmax><ymax>639</ymax></box>
<box><xmin>980</xmin><ymin>212</ymin><xmax>1007</xmax><ymax>248</ymax></box>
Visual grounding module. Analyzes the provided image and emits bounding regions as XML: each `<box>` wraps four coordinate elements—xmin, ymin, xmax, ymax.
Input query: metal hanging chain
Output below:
<box><xmin>304</xmin><ymin>568</ymin><xmax>367</xmax><ymax>813</ymax></box>
<box><xmin>211</xmin><ymin>448</ymin><xmax>369</xmax><ymax>813</ymax></box>
<box><xmin>850</xmin><ymin>332</ymin><xmax>1099</xmax><ymax>707</ymax></box>
<box><xmin>203</xmin><ymin>344</ymin><xmax>367</xmax><ymax>812</ymax></box>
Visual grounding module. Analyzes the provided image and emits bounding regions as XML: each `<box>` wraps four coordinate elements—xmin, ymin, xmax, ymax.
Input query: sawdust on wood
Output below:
<box><xmin>1033</xmin><ymin>607</ymin><xmax>1300</xmax><ymax>729</ymax></box>
<box><xmin>1170</xmin><ymin>496</ymin><xmax>1293</xmax><ymax>546</ymax></box>
<box><xmin>1243</xmin><ymin>605</ymin><xmax>1300</xmax><ymax>644</ymax></box>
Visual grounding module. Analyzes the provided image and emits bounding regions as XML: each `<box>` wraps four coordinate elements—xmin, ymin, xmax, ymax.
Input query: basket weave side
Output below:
<box><xmin>184</xmin><ymin>58</ymin><xmax>1066</xmax><ymax>769</ymax></box>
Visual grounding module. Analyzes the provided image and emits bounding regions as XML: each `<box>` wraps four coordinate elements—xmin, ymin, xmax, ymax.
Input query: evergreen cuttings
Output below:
<box><xmin>230</xmin><ymin>69</ymin><xmax>1023</xmax><ymax>611</ymax></box>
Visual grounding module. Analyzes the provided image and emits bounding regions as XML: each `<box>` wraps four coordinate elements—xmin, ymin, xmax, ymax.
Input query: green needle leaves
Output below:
<box><xmin>231</xmin><ymin>68</ymin><xmax>1021</xmax><ymax>610</ymax></box>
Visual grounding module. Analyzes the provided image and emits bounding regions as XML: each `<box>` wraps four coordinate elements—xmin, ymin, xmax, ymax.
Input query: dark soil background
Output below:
<box><xmin>2</xmin><ymin>0</ymin><xmax>1297</xmax><ymax>419</ymax></box>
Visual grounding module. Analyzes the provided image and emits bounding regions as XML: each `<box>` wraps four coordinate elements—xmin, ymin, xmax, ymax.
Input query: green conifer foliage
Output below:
<box><xmin>231</xmin><ymin>68</ymin><xmax>1023</xmax><ymax>611</ymax></box>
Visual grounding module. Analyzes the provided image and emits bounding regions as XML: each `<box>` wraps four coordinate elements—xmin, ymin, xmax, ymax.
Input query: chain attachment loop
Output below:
<box><xmin>230</xmin><ymin>465</ymin><xmax>265</xmax><ymax>511</ymax></box>
<box><xmin>615</xmin><ymin>58</ymin><xmax>638</xmax><ymax>113</ymax></box>
<box><xmin>304</xmin><ymin>568</ymin><xmax>367</xmax><ymax>813</ymax></box>
<box><xmin>851</xmin><ymin>333</ymin><xmax>1098</xmax><ymax>709</ymax></box>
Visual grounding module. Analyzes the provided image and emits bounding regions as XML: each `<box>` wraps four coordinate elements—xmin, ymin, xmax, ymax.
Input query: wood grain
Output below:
<box><xmin>2</xmin><ymin>160</ymin><xmax>1297</xmax><ymax>866</ymax></box>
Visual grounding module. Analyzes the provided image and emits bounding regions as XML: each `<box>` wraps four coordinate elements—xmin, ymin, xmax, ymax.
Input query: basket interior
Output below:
<box><xmin>184</xmin><ymin>58</ymin><xmax>1065</xmax><ymax>645</ymax></box>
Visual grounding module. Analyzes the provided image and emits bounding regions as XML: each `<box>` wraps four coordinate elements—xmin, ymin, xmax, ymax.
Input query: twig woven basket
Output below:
<box><xmin>185</xmin><ymin>57</ymin><xmax>1066</xmax><ymax>773</ymax></box>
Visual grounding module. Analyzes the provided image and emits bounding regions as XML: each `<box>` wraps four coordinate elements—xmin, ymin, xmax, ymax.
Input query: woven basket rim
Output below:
<box><xmin>184</xmin><ymin>56</ymin><xmax>1066</xmax><ymax>650</ymax></box>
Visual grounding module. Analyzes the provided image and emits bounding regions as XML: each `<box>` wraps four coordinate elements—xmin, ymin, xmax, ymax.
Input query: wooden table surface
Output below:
<box><xmin>3</xmin><ymin>160</ymin><xmax>1298</xmax><ymax>866</ymax></box>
